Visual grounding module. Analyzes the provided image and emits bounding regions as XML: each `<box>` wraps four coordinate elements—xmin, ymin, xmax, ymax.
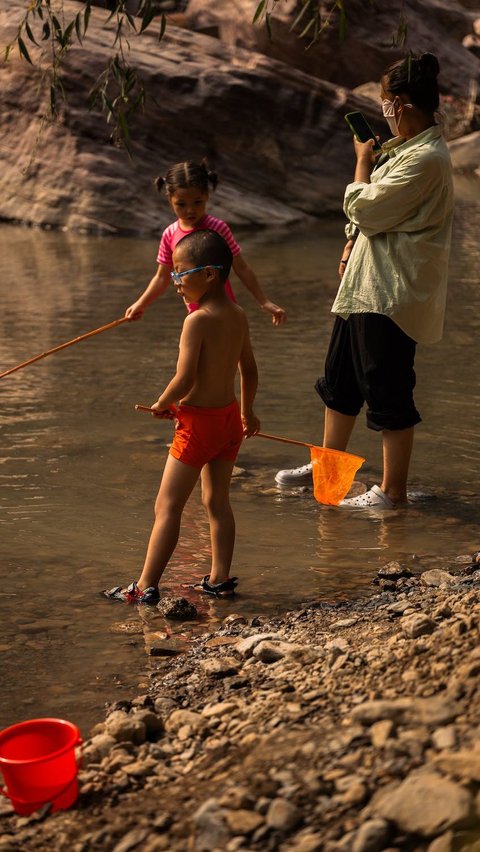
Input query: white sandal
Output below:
<box><xmin>339</xmin><ymin>484</ymin><xmax>395</xmax><ymax>508</ymax></box>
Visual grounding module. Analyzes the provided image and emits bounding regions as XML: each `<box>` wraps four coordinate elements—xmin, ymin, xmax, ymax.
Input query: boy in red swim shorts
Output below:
<box><xmin>104</xmin><ymin>229</ymin><xmax>260</xmax><ymax>603</ymax></box>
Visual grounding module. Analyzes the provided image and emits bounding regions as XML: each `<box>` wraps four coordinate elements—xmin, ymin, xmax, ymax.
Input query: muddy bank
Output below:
<box><xmin>1</xmin><ymin>554</ymin><xmax>480</xmax><ymax>851</ymax></box>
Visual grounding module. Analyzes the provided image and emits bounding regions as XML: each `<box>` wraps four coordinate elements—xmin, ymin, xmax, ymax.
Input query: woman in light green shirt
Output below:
<box><xmin>276</xmin><ymin>53</ymin><xmax>454</xmax><ymax>507</ymax></box>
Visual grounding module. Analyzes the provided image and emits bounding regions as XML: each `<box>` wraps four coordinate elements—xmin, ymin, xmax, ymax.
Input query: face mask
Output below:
<box><xmin>382</xmin><ymin>99</ymin><xmax>413</xmax><ymax>137</ymax></box>
<box><xmin>382</xmin><ymin>99</ymin><xmax>400</xmax><ymax>136</ymax></box>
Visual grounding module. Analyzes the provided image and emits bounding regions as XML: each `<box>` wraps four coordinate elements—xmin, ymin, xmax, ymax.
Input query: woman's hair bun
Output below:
<box><xmin>419</xmin><ymin>53</ymin><xmax>440</xmax><ymax>78</ymax></box>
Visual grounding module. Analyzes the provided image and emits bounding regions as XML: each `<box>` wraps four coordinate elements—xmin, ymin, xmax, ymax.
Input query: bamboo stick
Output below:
<box><xmin>0</xmin><ymin>317</ymin><xmax>129</xmax><ymax>379</ymax></box>
<box><xmin>135</xmin><ymin>409</ymin><xmax>312</xmax><ymax>447</ymax></box>
<box><xmin>255</xmin><ymin>431</ymin><xmax>313</xmax><ymax>449</ymax></box>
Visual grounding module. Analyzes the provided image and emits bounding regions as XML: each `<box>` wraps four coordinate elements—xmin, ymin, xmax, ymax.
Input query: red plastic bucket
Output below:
<box><xmin>0</xmin><ymin>718</ymin><xmax>82</xmax><ymax>815</ymax></box>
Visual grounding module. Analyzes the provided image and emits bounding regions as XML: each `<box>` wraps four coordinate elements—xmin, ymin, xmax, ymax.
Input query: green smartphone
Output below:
<box><xmin>344</xmin><ymin>111</ymin><xmax>382</xmax><ymax>151</ymax></box>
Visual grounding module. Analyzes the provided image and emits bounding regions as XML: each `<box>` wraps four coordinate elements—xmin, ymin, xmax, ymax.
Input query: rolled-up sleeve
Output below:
<box><xmin>344</xmin><ymin>153</ymin><xmax>440</xmax><ymax>237</ymax></box>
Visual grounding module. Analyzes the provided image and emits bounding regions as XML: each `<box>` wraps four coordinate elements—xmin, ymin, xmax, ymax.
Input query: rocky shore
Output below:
<box><xmin>1</xmin><ymin>553</ymin><xmax>480</xmax><ymax>851</ymax></box>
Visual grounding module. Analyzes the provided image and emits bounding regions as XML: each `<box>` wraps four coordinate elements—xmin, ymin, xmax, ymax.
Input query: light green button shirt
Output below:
<box><xmin>332</xmin><ymin>125</ymin><xmax>454</xmax><ymax>344</ymax></box>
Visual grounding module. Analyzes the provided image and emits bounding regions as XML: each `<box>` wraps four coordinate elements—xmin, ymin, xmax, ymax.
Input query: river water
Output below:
<box><xmin>1</xmin><ymin>198</ymin><xmax>479</xmax><ymax>732</ymax></box>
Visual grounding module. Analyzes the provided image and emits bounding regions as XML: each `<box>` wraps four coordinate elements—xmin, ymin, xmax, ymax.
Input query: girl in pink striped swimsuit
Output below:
<box><xmin>125</xmin><ymin>160</ymin><xmax>287</xmax><ymax>325</ymax></box>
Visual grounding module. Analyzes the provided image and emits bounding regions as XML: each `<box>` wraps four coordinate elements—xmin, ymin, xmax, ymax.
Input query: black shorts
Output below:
<box><xmin>315</xmin><ymin>314</ymin><xmax>422</xmax><ymax>432</ymax></box>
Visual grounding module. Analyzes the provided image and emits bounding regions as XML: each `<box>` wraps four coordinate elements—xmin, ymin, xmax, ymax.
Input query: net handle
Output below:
<box><xmin>255</xmin><ymin>431</ymin><xmax>313</xmax><ymax>449</ymax></box>
<box><xmin>0</xmin><ymin>318</ymin><xmax>129</xmax><ymax>379</ymax></box>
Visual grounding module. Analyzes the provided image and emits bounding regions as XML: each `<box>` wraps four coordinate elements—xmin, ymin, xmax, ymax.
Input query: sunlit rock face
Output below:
<box><xmin>0</xmin><ymin>0</ymin><xmax>478</xmax><ymax>234</ymax></box>
<box><xmin>185</xmin><ymin>0</ymin><xmax>479</xmax><ymax>97</ymax></box>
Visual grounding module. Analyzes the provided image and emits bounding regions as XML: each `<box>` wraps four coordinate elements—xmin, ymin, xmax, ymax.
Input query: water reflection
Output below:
<box><xmin>0</xmin><ymin>200</ymin><xmax>479</xmax><ymax>731</ymax></box>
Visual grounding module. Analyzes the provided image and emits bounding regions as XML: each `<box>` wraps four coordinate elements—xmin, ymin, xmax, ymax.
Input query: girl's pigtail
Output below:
<box><xmin>201</xmin><ymin>157</ymin><xmax>219</xmax><ymax>191</ymax></box>
<box><xmin>207</xmin><ymin>170</ymin><xmax>219</xmax><ymax>191</ymax></box>
<box><xmin>154</xmin><ymin>176</ymin><xmax>166</xmax><ymax>193</ymax></box>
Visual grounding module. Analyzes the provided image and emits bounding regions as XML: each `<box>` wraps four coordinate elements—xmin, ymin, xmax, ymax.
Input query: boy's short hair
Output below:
<box><xmin>175</xmin><ymin>229</ymin><xmax>232</xmax><ymax>283</ymax></box>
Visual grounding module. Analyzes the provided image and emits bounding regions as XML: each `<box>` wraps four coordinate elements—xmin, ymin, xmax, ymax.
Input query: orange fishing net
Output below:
<box><xmin>310</xmin><ymin>446</ymin><xmax>365</xmax><ymax>506</ymax></box>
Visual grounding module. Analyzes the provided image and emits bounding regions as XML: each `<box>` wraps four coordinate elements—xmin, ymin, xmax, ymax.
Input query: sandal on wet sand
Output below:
<box><xmin>103</xmin><ymin>581</ymin><xmax>160</xmax><ymax>604</ymax></box>
<box><xmin>197</xmin><ymin>575</ymin><xmax>238</xmax><ymax>597</ymax></box>
<box><xmin>339</xmin><ymin>484</ymin><xmax>396</xmax><ymax>509</ymax></box>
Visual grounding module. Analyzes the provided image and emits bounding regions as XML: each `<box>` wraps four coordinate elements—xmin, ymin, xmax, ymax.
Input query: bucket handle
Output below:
<box><xmin>0</xmin><ymin>737</ymin><xmax>83</xmax><ymax>810</ymax></box>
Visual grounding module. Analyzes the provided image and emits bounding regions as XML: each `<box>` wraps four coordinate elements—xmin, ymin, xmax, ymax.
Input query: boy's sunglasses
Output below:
<box><xmin>170</xmin><ymin>265</ymin><xmax>223</xmax><ymax>286</ymax></box>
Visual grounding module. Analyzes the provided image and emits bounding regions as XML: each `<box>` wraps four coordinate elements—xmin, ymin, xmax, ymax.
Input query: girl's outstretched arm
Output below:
<box><xmin>125</xmin><ymin>264</ymin><xmax>172</xmax><ymax>320</ymax></box>
<box><xmin>232</xmin><ymin>254</ymin><xmax>287</xmax><ymax>326</ymax></box>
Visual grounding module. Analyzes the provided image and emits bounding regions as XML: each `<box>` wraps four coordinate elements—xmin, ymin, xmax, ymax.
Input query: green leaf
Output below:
<box><xmin>124</xmin><ymin>72</ymin><xmax>136</xmax><ymax>95</ymax></box>
<box><xmin>265</xmin><ymin>11</ymin><xmax>272</xmax><ymax>40</ymax></box>
<box><xmin>50</xmin><ymin>83</ymin><xmax>56</xmax><ymax>114</ymax></box>
<box><xmin>159</xmin><ymin>13</ymin><xmax>166</xmax><ymax>40</ymax></box>
<box><xmin>140</xmin><ymin>2</ymin><xmax>155</xmax><ymax>33</ymax></box>
<box><xmin>113</xmin><ymin>19</ymin><xmax>123</xmax><ymax>47</ymax></box>
<box><xmin>4</xmin><ymin>42</ymin><xmax>12</xmax><ymax>62</ymax></box>
<box><xmin>253</xmin><ymin>0</ymin><xmax>266</xmax><ymax>24</ymax></box>
<box><xmin>51</xmin><ymin>15</ymin><xmax>62</xmax><ymax>34</ymax></box>
<box><xmin>25</xmin><ymin>20</ymin><xmax>39</xmax><ymax>46</ymax></box>
<box><xmin>18</xmin><ymin>37</ymin><xmax>33</xmax><ymax>64</ymax></box>
<box><xmin>119</xmin><ymin>110</ymin><xmax>130</xmax><ymax>140</ymax></box>
<box><xmin>102</xmin><ymin>92</ymin><xmax>115</xmax><ymax>119</ymax></box>
<box><xmin>111</xmin><ymin>55</ymin><xmax>122</xmax><ymax>81</ymax></box>
<box><xmin>63</xmin><ymin>21</ymin><xmax>75</xmax><ymax>45</ymax></box>
<box><xmin>290</xmin><ymin>2</ymin><xmax>310</xmax><ymax>33</ymax></box>
<box><xmin>84</xmin><ymin>3</ymin><xmax>91</xmax><ymax>36</ymax></box>
<box><xmin>298</xmin><ymin>15</ymin><xmax>315</xmax><ymax>40</ymax></box>
<box><xmin>75</xmin><ymin>12</ymin><xmax>83</xmax><ymax>44</ymax></box>
<box><xmin>42</xmin><ymin>21</ymin><xmax>50</xmax><ymax>40</ymax></box>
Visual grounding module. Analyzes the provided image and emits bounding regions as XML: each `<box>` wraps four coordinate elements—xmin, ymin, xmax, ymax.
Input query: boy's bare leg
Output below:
<box><xmin>380</xmin><ymin>426</ymin><xmax>414</xmax><ymax>504</ymax></box>
<box><xmin>201</xmin><ymin>458</ymin><xmax>236</xmax><ymax>585</ymax></box>
<box><xmin>323</xmin><ymin>408</ymin><xmax>357</xmax><ymax>451</ymax></box>
<box><xmin>137</xmin><ymin>455</ymin><xmax>201</xmax><ymax>590</ymax></box>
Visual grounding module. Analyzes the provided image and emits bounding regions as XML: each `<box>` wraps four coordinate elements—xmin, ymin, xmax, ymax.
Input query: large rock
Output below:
<box><xmin>373</xmin><ymin>771</ymin><xmax>473</xmax><ymax>837</ymax></box>
<box><xmin>351</xmin><ymin>696</ymin><xmax>460</xmax><ymax>726</ymax></box>
<box><xmin>0</xmin><ymin>0</ymin><xmax>387</xmax><ymax>234</ymax></box>
<box><xmin>185</xmin><ymin>0</ymin><xmax>479</xmax><ymax>99</ymax></box>
<box><xmin>1</xmin><ymin>0</ymin><xmax>478</xmax><ymax>235</ymax></box>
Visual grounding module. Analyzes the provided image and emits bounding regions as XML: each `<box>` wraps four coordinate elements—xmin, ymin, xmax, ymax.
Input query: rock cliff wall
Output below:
<box><xmin>0</xmin><ymin>0</ymin><xmax>478</xmax><ymax>234</ymax></box>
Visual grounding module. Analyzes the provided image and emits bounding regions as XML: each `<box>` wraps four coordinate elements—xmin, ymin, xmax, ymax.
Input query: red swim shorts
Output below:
<box><xmin>169</xmin><ymin>400</ymin><xmax>244</xmax><ymax>469</ymax></box>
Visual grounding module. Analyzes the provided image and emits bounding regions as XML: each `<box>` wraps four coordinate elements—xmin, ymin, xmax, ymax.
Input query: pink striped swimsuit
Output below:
<box><xmin>157</xmin><ymin>214</ymin><xmax>241</xmax><ymax>310</ymax></box>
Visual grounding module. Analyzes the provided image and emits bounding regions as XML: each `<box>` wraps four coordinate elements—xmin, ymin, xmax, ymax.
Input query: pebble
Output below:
<box><xmin>377</xmin><ymin>561</ymin><xmax>413</xmax><ymax>580</ymax></box>
<box><xmin>433</xmin><ymin>749</ymin><xmax>480</xmax><ymax>782</ymax></box>
<box><xmin>235</xmin><ymin>633</ymin><xmax>282</xmax><ymax>657</ymax></box>
<box><xmin>401</xmin><ymin>612</ymin><xmax>436</xmax><ymax>638</ymax></box>
<box><xmin>112</xmin><ymin>828</ymin><xmax>150</xmax><ymax>852</ymax></box>
<box><xmin>157</xmin><ymin>597</ymin><xmax>197</xmax><ymax>620</ymax></box>
<box><xmin>421</xmin><ymin>569</ymin><xmax>456</xmax><ymax>587</ymax></box>
<box><xmin>164</xmin><ymin>709</ymin><xmax>205</xmax><ymax>735</ymax></box>
<box><xmin>193</xmin><ymin>798</ymin><xmax>229</xmax><ymax>852</ymax></box>
<box><xmin>351</xmin><ymin>819</ymin><xmax>390</xmax><ymax>852</ymax></box>
<box><xmin>224</xmin><ymin>809</ymin><xmax>264</xmax><ymax>835</ymax></box>
<box><xmin>369</xmin><ymin>719</ymin><xmax>394</xmax><ymax>748</ymax></box>
<box><xmin>266</xmin><ymin>797</ymin><xmax>302</xmax><ymax>831</ymax></box>
<box><xmin>201</xmin><ymin>701</ymin><xmax>238</xmax><ymax>718</ymax></box>
<box><xmin>431</xmin><ymin>725</ymin><xmax>456</xmax><ymax>750</ymax></box>
<box><xmin>199</xmin><ymin>657</ymin><xmax>240</xmax><ymax>677</ymax></box>
<box><xmin>104</xmin><ymin>712</ymin><xmax>147</xmax><ymax>745</ymax></box>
